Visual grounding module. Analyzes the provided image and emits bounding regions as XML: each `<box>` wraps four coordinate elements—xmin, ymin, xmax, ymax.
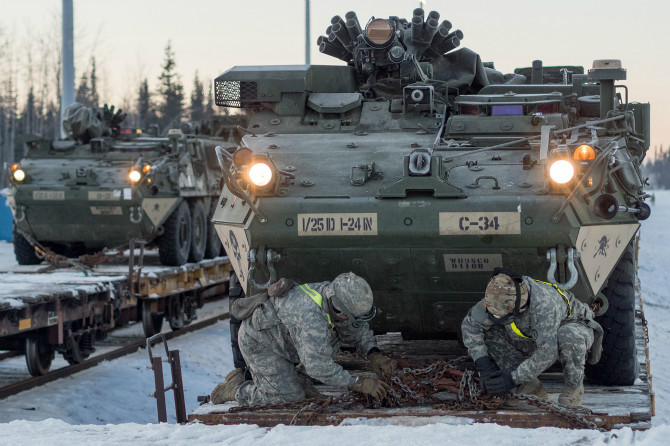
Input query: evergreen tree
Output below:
<box><xmin>22</xmin><ymin>87</ymin><xmax>38</xmax><ymax>134</ymax></box>
<box><xmin>190</xmin><ymin>71</ymin><xmax>205</xmax><ymax>123</ymax></box>
<box><xmin>76</xmin><ymin>71</ymin><xmax>90</xmax><ymax>105</ymax></box>
<box><xmin>89</xmin><ymin>57</ymin><xmax>98</xmax><ymax>107</ymax></box>
<box><xmin>75</xmin><ymin>58</ymin><xmax>99</xmax><ymax>108</ymax></box>
<box><xmin>137</xmin><ymin>78</ymin><xmax>152</xmax><ymax>130</ymax></box>
<box><xmin>156</xmin><ymin>41</ymin><xmax>184</xmax><ymax>133</ymax></box>
<box><xmin>205</xmin><ymin>81</ymin><xmax>215</xmax><ymax>122</ymax></box>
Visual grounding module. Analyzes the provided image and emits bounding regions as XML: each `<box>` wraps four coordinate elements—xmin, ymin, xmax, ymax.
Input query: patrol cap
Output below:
<box><xmin>330</xmin><ymin>272</ymin><xmax>374</xmax><ymax>319</ymax></box>
<box><xmin>484</xmin><ymin>273</ymin><xmax>529</xmax><ymax>317</ymax></box>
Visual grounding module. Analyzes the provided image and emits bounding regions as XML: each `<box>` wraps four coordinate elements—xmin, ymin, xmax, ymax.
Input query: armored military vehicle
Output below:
<box><xmin>212</xmin><ymin>9</ymin><xmax>650</xmax><ymax>385</ymax></box>
<box><xmin>5</xmin><ymin>103</ymin><xmax>230</xmax><ymax>266</ymax></box>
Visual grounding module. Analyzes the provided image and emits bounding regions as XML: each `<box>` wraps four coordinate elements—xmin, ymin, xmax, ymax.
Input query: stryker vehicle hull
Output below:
<box><xmin>212</xmin><ymin>9</ymin><xmax>650</xmax><ymax>384</ymax></box>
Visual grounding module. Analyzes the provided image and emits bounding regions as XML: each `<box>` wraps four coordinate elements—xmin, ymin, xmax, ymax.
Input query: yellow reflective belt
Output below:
<box><xmin>510</xmin><ymin>322</ymin><xmax>530</xmax><ymax>338</ymax></box>
<box><xmin>299</xmin><ymin>284</ymin><xmax>334</xmax><ymax>329</ymax></box>
<box><xmin>534</xmin><ymin>279</ymin><xmax>572</xmax><ymax>317</ymax></box>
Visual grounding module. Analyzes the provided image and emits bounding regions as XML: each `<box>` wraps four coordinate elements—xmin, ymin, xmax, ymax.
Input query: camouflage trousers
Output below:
<box><xmin>485</xmin><ymin>322</ymin><xmax>595</xmax><ymax>387</ymax></box>
<box><xmin>236</xmin><ymin>322</ymin><xmax>305</xmax><ymax>406</ymax></box>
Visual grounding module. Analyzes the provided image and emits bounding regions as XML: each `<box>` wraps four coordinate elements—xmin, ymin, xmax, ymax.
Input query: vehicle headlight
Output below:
<box><xmin>249</xmin><ymin>163</ymin><xmax>273</xmax><ymax>187</ymax></box>
<box><xmin>13</xmin><ymin>169</ymin><xmax>26</xmax><ymax>182</ymax></box>
<box><xmin>549</xmin><ymin>160</ymin><xmax>575</xmax><ymax>184</ymax></box>
<box><xmin>129</xmin><ymin>170</ymin><xmax>142</xmax><ymax>183</ymax></box>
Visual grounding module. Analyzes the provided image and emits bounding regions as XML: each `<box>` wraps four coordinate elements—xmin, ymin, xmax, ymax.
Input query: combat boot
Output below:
<box><xmin>558</xmin><ymin>383</ymin><xmax>584</xmax><ymax>407</ymax></box>
<box><xmin>517</xmin><ymin>377</ymin><xmax>548</xmax><ymax>399</ymax></box>
<box><xmin>298</xmin><ymin>373</ymin><xmax>325</xmax><ymax>399</ymax></box>
<box><xmin>503</xmin><ymin>377</ymin><xmax>548</xmax><ymax>408</ymax></box>
<box><xmin>211</xmin><ymin>368</ymin><xmax>245</xmax><ymax>404</ymax></box>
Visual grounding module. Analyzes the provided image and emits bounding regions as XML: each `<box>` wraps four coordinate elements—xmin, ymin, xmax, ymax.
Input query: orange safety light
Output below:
<box><xmin>10</xmin><ymin>163</ymin><xmax>19</xmax><ymax>171</ymax></box>
<box><xmin>574</xmin><ymin>144</ymin><xmax>596</xmax><ymax>161</ymax></box>
<box><xmin>142</xmin><ymin>164</ymin><xmax>151</xmax><ymax>173</ymax></box>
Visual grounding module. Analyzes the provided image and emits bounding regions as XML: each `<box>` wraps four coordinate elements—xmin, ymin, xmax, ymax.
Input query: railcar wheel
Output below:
<box><xmin>204</xmin><ymin>198</ymin><xmax>224</xmax><ymax>259</ymax></box>
<box><xmin>158</xmin><ymin>201</ymin><xmax>192</xmax><ymax>266</ymax></box>
<box><xmin>25</xmin><ymin>338</ymin><xmax>54</xmax><ymax>376</ymax></box>
<box><xmin>188</xmin><ymin>200</ymin><xmax>207</xmax><ymax>263</ymax></box>
<box><xmin>13</xmin><ymin>227</ymin><xmax>41</xmax><ymax>265</ymax></box>
<box><xmin>168</xmin><ymin>297</ymin><xmax>186</xmax><ymax>331</ymax></box>
<box><xmin>142</xmin><ymin>300</ymin><xmax>164</xmax><ymax>338</ymax></box>
<box><xmin>585</xmin><ymin>241</ymin><xmax>639</xmax><ymax>385</ymax></box>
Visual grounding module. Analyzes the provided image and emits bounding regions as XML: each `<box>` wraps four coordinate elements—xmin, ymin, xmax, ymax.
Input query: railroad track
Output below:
<box><xmin>0</xmin><ymin>309</ymin><xmax>230</xmax><ymax>400</ymax></box>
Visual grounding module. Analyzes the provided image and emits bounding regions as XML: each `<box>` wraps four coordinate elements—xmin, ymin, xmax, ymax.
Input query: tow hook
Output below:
<box><xmin>546</xmin><ymin>247</ymin><xmax>579</xmax><ymax>290</ymax></box>
<box><xmin>129</xmin><ymin>206</ymin><xmax>143</xmax><ymax>224</ymax></box>
<box><xmin>248</xmin><ymin>248</ymin><xmax>281</xmax><ymax>289</ymax></box>
<box><xmin>15</xmin><ymin>205</ymin><xmax>26</xmax><ymax>222</ymax></box>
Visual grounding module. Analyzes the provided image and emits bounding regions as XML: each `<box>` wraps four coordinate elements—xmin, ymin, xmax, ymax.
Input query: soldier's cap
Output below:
<box><xmin>484</xmin><ymin>273</ymin><xmax>529</xmax><ymax>318</ymax></box>
<box><xmin>330</xmin><ymin>272</ymin><xmax>375</xmax><ymax>320</ymax></box>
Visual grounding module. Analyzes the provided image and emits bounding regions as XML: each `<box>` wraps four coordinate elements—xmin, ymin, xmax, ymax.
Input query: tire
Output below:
<box><xmin>585</xmin><ymin>241</ymin><xmax>639</xmax><ymax>385</ymax></box>
<box><xmin>188</xmin><ymin>200</ymin><xmax>207</xmax><ymax>263</ymax></box>
<box><xmin>13</xmin><ymin>227</ymin><xmax>41</xmax><ymax>265</ymax></box>
<box><xmin>25</xmin><ymin>337</ymin><xmax>54</xmax><ymax>376</ymax></box>
<box><xmin>204</xmin><ymin>198</ymin><xmax>224</xmax><ymax>259</ymax></box>
<box><xmin>228</xmin><ymin>272</ymin><xmax>248</xmax><ymax>370</ymax></box>
<box><xmin>158</xmin><ymin>201</ymin><xmax>192</xmax><ymax>266</ymax></box>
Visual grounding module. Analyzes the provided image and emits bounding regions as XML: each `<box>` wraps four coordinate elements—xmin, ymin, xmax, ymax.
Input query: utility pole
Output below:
<box><xmin>61</xmin><ymin>0</ymin><xmax>75</xmax><ymax>138</ymax></box>
<box><xmin>305</xmin><ymin>0</ymin><xmax>310</xmax><ymax>65</ymax></box>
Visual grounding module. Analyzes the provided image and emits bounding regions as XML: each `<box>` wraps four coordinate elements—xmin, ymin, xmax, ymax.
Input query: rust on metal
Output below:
<box><xmin>147</xmin><ymin>334</ymin><xmax>187</xmax><ymax>424</ymax></box>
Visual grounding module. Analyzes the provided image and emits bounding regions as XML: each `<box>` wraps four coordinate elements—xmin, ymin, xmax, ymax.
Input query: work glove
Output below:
<box><xmin>484</xmin><ymin>370</ymin><xmax>516</xmax><ymax>396</ymax></box>
<box><xmin>368</xmin><ymin>351</ymin><xmax>397</xmax><ymax>378</ymax></box>
<box><xmin>351</xmin><ymin>376</ymin><xmax>389</xmax><ymax>400</ymax></box>
<box><xmin>474</xmin><ymin>356</ymin><xmax>498</xmax><ymax>380</ymax></box>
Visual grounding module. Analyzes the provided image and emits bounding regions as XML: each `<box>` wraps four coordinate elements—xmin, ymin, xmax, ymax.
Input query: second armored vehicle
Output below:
<box><xmin>5</xmin><ymin>104</ymin><xmax>232</xmax><ymax>266</ymax></box>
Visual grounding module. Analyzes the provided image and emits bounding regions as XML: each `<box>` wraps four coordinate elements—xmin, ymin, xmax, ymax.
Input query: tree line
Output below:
<box><xmin>642</xmin><ymin>146</ymin><xmax>670</xmax><ymax>190</ymax></box>
<box><xmin>0</xmin><ymin>38</ymin><xmax>225</xmax><ymax>187</ymax></box>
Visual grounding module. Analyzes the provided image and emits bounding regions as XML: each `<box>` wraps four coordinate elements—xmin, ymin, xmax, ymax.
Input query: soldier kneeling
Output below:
<box><xmin>461</xmin><ymin>270</ymin><xmax>603</xmax><ymax>406</ymax></box>
<box><xmin>211</xmin><ymin>272</ymin><xmax>396</xmax><ymax>406</ymax></box>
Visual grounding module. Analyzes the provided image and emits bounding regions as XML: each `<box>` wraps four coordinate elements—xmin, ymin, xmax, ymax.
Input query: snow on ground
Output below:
<box><xmin>0</xmin><ymin>193</ymin><xmax>669</xmax><ymax>445</ymax></box>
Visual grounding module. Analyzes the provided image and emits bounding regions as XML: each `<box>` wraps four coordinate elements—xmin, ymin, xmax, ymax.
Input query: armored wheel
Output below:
<box><xmin>25</xmin><ymin>337</ymin><xmax>54</xmax><ymax>376</ymax></box>
<box><xmin>228</xmin><ymin>272</ymin><xmax>248</xmax><ymax>370</ymax></box>
<box><xmin>13</xmin><ymin>227</ymin><xmax>41</xmax><ymax>265</ymax></box>
<box><xmin>158</xmin><ymin>201</ymin><xmax>192</xmax><ymax>266</ymax></box>
<box><xmin>142</xmin><ymin>300</ymin><xmax>164</xmax><ymax>338</ymax></box>
<box><xmin>204</xmin><ymin>198</ymin><xmax>224</xmax><ymax>259</ymax></box>
<box><xmin>585</xmin><ymin>241</ymin><xmax>639</xmax><ymax>385</ymax></box>
<box><xmin>188</xmin><ymin>199</ymin><xmax>207</xmax><ymax>263</ymax></box>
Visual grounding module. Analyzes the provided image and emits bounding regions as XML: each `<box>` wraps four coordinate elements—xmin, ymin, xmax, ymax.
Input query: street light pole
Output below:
<box><xmin>61</xmin><ymin>0</ymin><xmax>75</xmax><ymax>138</ymax></box>
<box><xmin>305</xmin><ymin>0</ymin><xmax>310</xmax><ymax>65</ymax></box>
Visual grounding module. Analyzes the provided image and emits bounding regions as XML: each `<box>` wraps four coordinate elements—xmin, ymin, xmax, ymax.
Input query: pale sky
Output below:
<box><xmin>3</xmin><ymin>0</ymin><xmax>670</xmax><ymax>157</ymax></box>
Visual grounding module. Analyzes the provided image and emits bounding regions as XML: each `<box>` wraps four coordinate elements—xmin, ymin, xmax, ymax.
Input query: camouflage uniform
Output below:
<box><xmin>461</xmin><ymin>277</ymin><xmax>601</xmax><ymax>388</ymax></box>
<box><xmin>236</xmin><ymin>281</ymin><xmax>377</xmax><ymax>406</ymax></box>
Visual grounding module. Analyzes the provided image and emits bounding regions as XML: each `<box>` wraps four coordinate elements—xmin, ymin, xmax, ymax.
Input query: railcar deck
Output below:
<box><xmin>0</xmin><ymin>252</ymin><xmax>230</xmax><ymax>375</ymax></box>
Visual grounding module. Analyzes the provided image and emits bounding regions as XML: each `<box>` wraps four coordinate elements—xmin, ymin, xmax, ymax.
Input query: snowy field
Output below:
<box><xmin>0</xmin><ymin>192</ymin><xmax>669</xmax><ymax>445</ymax></box>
